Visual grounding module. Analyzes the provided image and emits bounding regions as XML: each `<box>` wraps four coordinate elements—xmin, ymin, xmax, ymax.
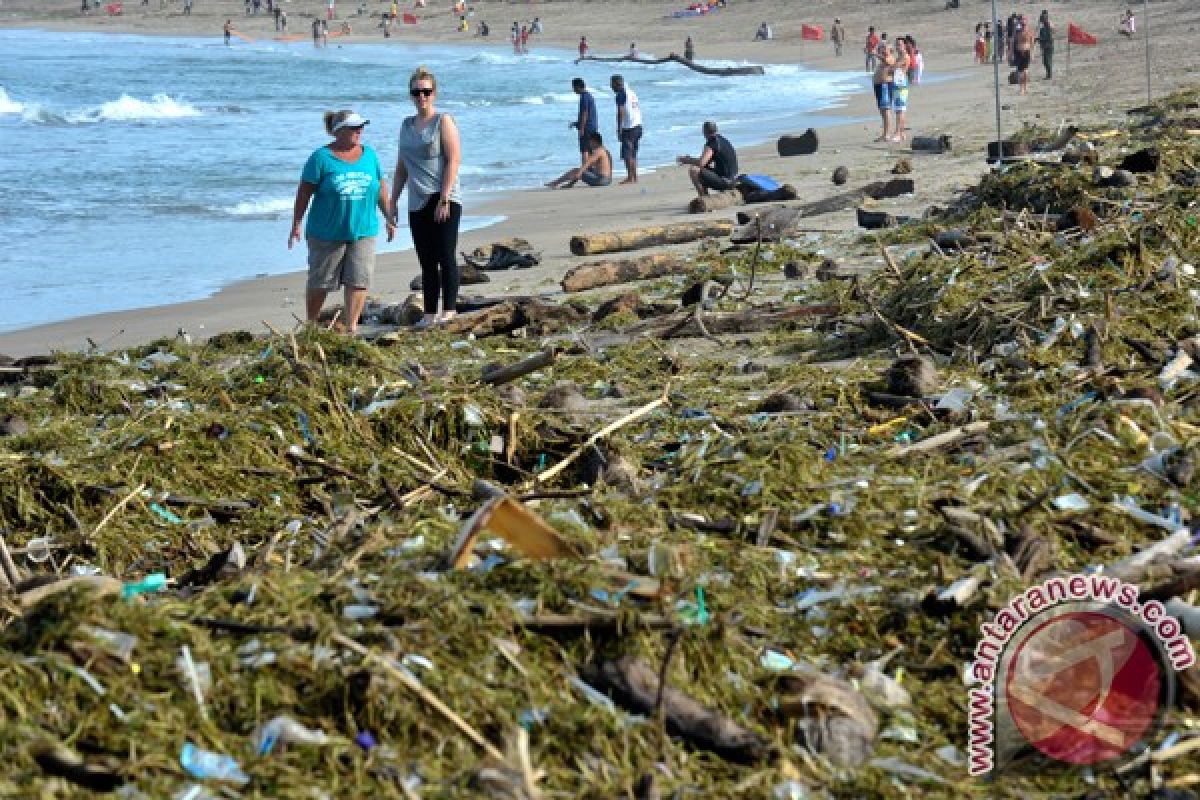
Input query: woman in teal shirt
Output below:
<box><xmin>289</xmin><ymin>109</ymin><xmax>394</xmax><ymax>333</ymax></box>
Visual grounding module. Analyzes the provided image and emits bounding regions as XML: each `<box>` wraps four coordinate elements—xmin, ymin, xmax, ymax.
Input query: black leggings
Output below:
<box><xmin>409</xmin><ymin>196</ymin><xmax>462</xmax><ymax>314</ymax></box>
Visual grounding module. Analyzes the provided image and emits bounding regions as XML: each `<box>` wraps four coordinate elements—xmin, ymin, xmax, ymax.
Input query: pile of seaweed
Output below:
<box><xmin>1</xmin><ymin>89</ymin><xmax>1199</xmax><ymax>799</ymax></box>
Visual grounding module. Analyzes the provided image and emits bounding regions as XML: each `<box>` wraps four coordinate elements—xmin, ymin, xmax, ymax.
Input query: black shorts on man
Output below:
<box><xmin>619</xmin><ymin>125</ymin><xmax>643</xmax><ymax>161</ymax></box>
<box><xmin>698</xmin><ymin>168</ymin><xmax>736</xmax><ymax>191</ymax></box>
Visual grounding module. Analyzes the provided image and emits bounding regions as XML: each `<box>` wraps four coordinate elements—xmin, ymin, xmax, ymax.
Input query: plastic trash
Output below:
<box><xmin>342</xmin><ymin>604</ymin><xmax>380</xmax><ymax>621</ymax></box>
<box><xmin>122</xmin><ymin>573</ymin><xmax>167</xmax><ymax>599</ymax></box>
<box><xmin>354</xmin><ymin>731</ymin><xmax>377</xmax><ymax>751</ymax></box>
<box><xmin>148</xmin><ymin>503</ymin><xmax>183</xmax><ymax>524</ymax></box>
<box><xmin>795</xmin><ymin>584</ymin><xmax>881</xmax><ymax>612</ymax></box>
<box><xmin>569</xmin><ymin>675</ymin><xmax>618</xmax><ymax>713</ymax></box>
<box><xmin>179</xmin><ymin>743</ymin><xmax>249</xmax><ymax>785</ymax></box>
<box><xmin>518</xmin><ymin>708</ymin><xmax>550</xmax><ymax>730</ymax></box>
<box><xmin>760</xmin><ymin>649</ymin><xmax>796</xmax><ymax>671</ymax></box>
<box><xmin>79</xmin><ymin>625</ymin><xmax>137</xmax><ymax>662</ymax></box>
<box><xmin>773</xmin><ymin>780</ymin><xmax>810</xmax><ymax>800</ymax></box>
<box><xmin>1052</xmin><ymin>493</ymin><xmax>1091</xmax><ymax>512</ymax></box>
<box><xmin>176</xmin><ymin>646</ymin><xmax>211</xmax><ymax>714</ymax></box>
<box><xmin>172</xmin><ymin>786</ymin><xmax>216</xmax><ymax>800</ymax></box>
<box><xmin>869</xmin><ymin>756</ymin><xmax>948</xmax><ymax>785</ymax></box>
<box><xmin>254</xmin><ymin>715</ymin><xmax>330</xmax><ymax>756</ymax></box>
<box><xmin>935</xmin><ymin>388</ymin><xmax>973</xmax><ymax>413</ymax></box>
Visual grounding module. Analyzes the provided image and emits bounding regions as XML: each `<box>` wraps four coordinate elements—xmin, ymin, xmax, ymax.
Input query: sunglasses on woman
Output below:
<box><xmin>410</xmin><ymin>87</ymin><xmax>434</xmax><ymax>97</ymax></box>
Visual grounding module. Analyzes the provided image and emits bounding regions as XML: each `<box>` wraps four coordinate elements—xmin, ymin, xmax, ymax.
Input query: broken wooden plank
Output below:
<box><xmin>446</xmin><ymin>494</ymin><xmax>582</xmax><ymax>569</ymax></box>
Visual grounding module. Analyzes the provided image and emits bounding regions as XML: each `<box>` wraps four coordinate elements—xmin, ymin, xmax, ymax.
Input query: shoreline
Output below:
<box><xmin>2</xmin><ymin>0</ymin><xmax>1196</xmax><ymax>356</ymax></box>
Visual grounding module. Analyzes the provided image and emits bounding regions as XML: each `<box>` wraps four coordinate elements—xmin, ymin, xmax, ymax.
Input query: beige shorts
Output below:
<box><xmin>306</xmin><ymin>236</ymin><xmax>376</xmax><ymax>290</ymax></box>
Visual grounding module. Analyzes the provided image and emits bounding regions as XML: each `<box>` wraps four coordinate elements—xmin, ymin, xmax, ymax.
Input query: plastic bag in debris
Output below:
<box><xmin>179</xmin><ymin>743</ymin><xmax>249</xmax><ymax>785</ymax></box>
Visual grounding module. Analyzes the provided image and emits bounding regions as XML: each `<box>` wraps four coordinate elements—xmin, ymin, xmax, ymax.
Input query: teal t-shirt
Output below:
<box><xmin>301</xmin><ymin>144</ymin><xmax>383</xmax><ymax>241</ymax></box>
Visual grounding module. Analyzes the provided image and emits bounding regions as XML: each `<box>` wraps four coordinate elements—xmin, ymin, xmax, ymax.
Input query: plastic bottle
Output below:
<box><xmin>253</xmin><ymin>715</ymin><xmax>329</xmax><ymax>755</ymax></box>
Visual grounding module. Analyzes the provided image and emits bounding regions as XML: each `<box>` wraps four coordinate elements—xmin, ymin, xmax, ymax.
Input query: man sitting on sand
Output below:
<box><xmin>545</xmin><ymin>132</ymin><xmax>612</xmax><ymax>189</ymax></box>
<box><xmin>676</xmin><ymin>121</ymin><xmax>738</xmax><ymax>197</ymax></box>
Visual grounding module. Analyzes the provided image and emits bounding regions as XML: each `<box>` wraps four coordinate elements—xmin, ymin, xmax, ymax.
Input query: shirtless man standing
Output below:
<box><xmin>1013</xmin><ymin>15</ymin><xmax>1034</xmax><ymax>95</ymax></box>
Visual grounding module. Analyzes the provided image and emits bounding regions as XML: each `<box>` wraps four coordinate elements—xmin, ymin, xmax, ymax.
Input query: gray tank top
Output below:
<box><xmin>397</xmin><ymin>112</ymin><xmax>462</xmax><ymax>213</ymax></box>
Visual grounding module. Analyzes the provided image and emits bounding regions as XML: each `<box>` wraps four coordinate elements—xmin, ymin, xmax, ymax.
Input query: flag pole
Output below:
<box><xmin>1143</xmin><ymin>0</ymin><xmax>1151</xmax><ymax>103</ymax></box>
<box><xmin>990</xmin><ymin>0</ymin><xmax>1003</xmax><ymax>168</ymax></box>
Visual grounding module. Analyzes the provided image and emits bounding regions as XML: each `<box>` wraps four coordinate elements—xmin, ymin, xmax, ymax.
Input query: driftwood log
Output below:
<box><xmin>441</xmin><ymin>299</ymin><xmax>585</xmax><ymax>337</ymax></box>
<box><xmin>482</xmin><ymin>348</ymin><xmax>557</xmax><ymax>386</ymax></box>
<box><xmin>795</xmin><ymin>177</ymin><xmax>916</xmax><ymax>219</ymax></box>
<box><xmin>688</xmin><ymin>189</ymin><xmax>743</xmax><ymax>213</ymax></box>
<box><xmin>580</xmin><ymin>656</ymin><xmax>769</xmax><ymax>763</ymax></box>
<box><xmin>561</xmin><ymin>254</ymin><xmax>691</xmax><ymax>292</ymax></box>
<box><xmin>569</xmin><ymin>220</ymin><xmax>731</xmax><ymax>257</ymax></box>
<box><xmin>576</xmin><ymin>53</ymin><xmax>764</xmax><ymax>76</ymax></box>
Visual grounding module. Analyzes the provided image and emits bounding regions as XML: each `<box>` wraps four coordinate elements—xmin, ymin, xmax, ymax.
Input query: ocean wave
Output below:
<box><xmin>66</xmin><ymin>93</ymin><xmax>203</xmax><ymax>123</ymax></box>
<box><xmin>216</xmin><ymin>197</ymin><xmax>293</xmax><ymax>216</ymax></box>
<box><xmin>464</xmin><ymin>51</ymin><xmax>562</xmax><ymax>66</ymax></box>
<box><xmin>0</xmin><ymin>87</ymin><xmax>23</xmax><ymax>114</ymax></box>
<box><xmin>516</xmin><ymin>92</ymin><xmax>576</xmax><ymax>105</ymax></box>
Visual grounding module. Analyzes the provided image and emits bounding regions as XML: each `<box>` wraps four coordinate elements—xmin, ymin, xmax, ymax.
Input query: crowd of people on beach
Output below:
<box><xmin>287</xmin><ymin>49</ymin><xmax>746</xmax><ymax>334</ymax></box>
<box><xmin>973</xmin><ymin>11</ymin><xmax>1054</xmax><ymax>91</ymax></box>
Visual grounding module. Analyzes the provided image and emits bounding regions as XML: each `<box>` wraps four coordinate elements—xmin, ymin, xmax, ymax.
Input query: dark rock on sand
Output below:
<box><xmin>831</xmin><ymin>166</ymin><xmax>849</xmax><ymax>185</ymax></box>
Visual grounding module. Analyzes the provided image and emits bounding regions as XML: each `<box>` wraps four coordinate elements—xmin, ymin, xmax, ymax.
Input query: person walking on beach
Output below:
<box><xmin>974</xmin><ymin>23</ymin><xmax>986</xmax><ymax>64</ymax></box>
<box><xmin>1036</xmin><ymin>10</ymin><xmax>1054</xmax><ymax>80</ymax></box>
<box><xmin>224</xmin><ymin>19</ymin><xmax>232</xmax><ymax>45</ymax></box>
<box><xmin>1014</xmin><ymin>15</ymin><xmax>1033</xmax><ymax>95</ymax></box>
<box><xmin>273</xmin><ymin>3</ymin><xmax>281</xmax><ymax>30</ymax></box>
<box><xmin>1120</xmin><ymin>9</ymin><xmax>1136</xmax><ymax>37</ymax></box>
<box><xmin>183</xmin><ymin>0</ymin><xmax>192</xmax><ymax>15</ymax></box>
<box><xmin>684</xmin><ymin>36</ymin><xmax>695</xmax><ymax>61</ymax></box>
<box><xmin>279</xmin><ymin>9</ymin><xmax>286</xmax><ymax>32</ymax></box>
<box><xmin>569</xmin><ymin>77</ymin><xmax>598</xmax><ymax>166</ymax></box>
<box><xmin>610</xmin><ymin>74</ymin><xmax>643</xmax><ymax>185</ymax></box>
<box><xmin>321</xmin><ymin>19</ymin><xmax>329</xmax><ymax>47</ymax></box>
<box><xmin>865</xmin><ymin>26</ymin><xmax>879</xmax><ymax>72</ymax></box>
<box><xmin>831</xmin><ymin>19</ymin><xmax>845</xmax><ymax>57</ymax></box>
<box><xmin>289</xmin><ymin>110</ymin><xmax>394</xmax><ymax>334</ymax></box>
<box><xmin>312</xmin><ymin>18</ymin><xmax>322</xmax><ymax>47</ymax></box>
<box><xmin>579</xmin><ymin>36</ymin><xmax>589</xmax><ymax>59</ymax></box>
<box><xmin>544</xmin><ymin>132</ymin><xmax>612</xmax><ymax>189</ymax></box>
<box><xmin>391</xmin><ymin>66</ymin><xmax>463</xmax><ymax>329</ymax></box>
<box><xmin>677</xmin><ymin>120</ymin><xmax>738</xmax><ymax>197</ymax></box>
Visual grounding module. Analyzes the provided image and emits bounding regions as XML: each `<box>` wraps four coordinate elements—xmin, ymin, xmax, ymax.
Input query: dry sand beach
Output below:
<box><xmin>0</xmin><ymin>0</ymin><xmax>1197</xmax><ymax>354</ymax></box>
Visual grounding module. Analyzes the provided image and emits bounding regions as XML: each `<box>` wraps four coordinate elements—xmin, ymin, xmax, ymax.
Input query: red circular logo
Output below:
<box><xmin>1004</xmin><ymin>610</ymin><xmax>1162</xmax><ymax>765</ymax></box>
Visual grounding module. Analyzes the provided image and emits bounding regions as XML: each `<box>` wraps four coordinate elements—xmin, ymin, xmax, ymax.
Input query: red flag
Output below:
<box><xmin>402</xmin><ymin>12</ymin><xmax>417</xmax><ymax>24</ymax></box>
<box><xmin>1067</xmin><ymin>23</ymin><xmax>1097</xmax><ymax>45</ymax></box>
<box><xmin>801</xmin><ymin>24</ymin><xmax>824</xmax><ymax>41</ymax></box>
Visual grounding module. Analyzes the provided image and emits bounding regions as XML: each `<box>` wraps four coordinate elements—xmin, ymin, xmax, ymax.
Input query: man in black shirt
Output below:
<box><xmin>676</xmin><ymin>120</ymin><xmax>738</xmax><ymax>196</ymax></box>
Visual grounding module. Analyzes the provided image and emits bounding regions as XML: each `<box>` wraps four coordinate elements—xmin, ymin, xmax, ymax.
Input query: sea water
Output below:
<box><xmin>0</xmin><ymin>28</ymin><xmax>861</xmax><ymax>333</ymax></box>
